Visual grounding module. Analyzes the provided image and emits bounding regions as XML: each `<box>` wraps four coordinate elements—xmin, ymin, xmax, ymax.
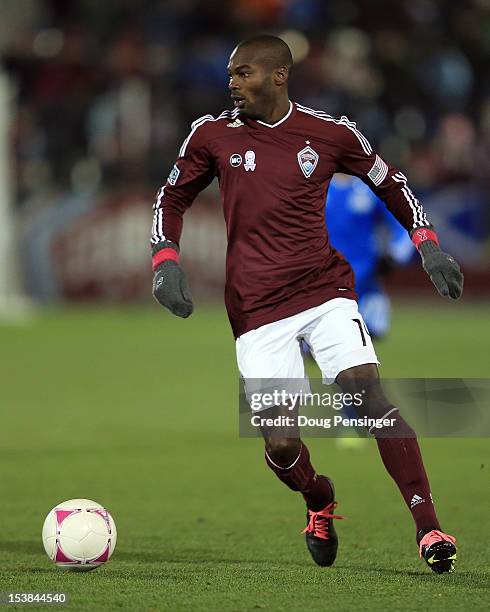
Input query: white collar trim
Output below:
<box><xmin>256</xmin><ymin>101</ymin><xmax>293</xmax><ymax>128</ymax></box>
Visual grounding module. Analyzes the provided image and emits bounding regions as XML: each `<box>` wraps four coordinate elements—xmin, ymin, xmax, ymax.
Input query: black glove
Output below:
<box><xmin>418</xmin><ymin>240</ymin><xmax>464</xmax><ymax>299</ymax></box>
<box><xmin>152</xmin><ymin>242</ymin><xmax>194</xmax><ymax>318</ymax></box>
<box><xmin>376</xmin><ymin>254</ymin><xmax>398</xmax><ymax>277</ymax></box>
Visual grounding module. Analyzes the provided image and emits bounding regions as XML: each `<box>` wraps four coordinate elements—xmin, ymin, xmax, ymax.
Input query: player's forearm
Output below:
<box><xmin>150</xmin><ymin>211</ymin><xmax>183</xmax><ymax>247</ymax></box>
<box><xmin>372</xmin><ymin>167</ymin><xmax>429</xmax><ymax>233</ymax></box>
<box><xmin>150</xmin><ymin>181</ymin><xmax>194</xmax><ymax>317</ymax></box>
<box><xmin>151</xmin><ymin>188</ymin><xmax>187</xmax><ymax>246</ymax></box>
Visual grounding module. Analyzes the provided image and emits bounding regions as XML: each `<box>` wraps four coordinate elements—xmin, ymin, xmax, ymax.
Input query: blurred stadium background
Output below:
<box><xmin>1</xmin><ymin>2</ymin><xmax>489</xmax><ymax>610</ymax></box>
<box><xmin>0</xmin><ymin>0</ymin><xmax>489</xmax><ymax>305</ymax></box>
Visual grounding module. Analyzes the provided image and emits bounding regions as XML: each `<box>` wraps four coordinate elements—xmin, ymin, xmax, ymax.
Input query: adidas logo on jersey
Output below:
<box><xmin>227</xmin><ymin>119</ymin><xmax>244</xmax><ymax>128</ymax></box>
<box><xmin>410</xmin><ymin>494</ymin><xmax>425</xmax><ymax>508</ymax></box>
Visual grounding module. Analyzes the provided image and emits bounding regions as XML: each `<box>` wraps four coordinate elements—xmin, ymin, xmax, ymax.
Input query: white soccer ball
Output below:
<box><xmin>42</xmin><ymin>499</ymin><xmax>117</xmax><ymax>571</ymax></box>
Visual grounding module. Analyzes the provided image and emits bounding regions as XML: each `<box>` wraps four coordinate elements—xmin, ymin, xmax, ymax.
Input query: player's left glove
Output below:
<box><xmin>411</xmin><ymin>227</ymin><xmax>463</xmax><ymax>299</ymax></box>
<box><xmin>152</xmin><ymin>241</ymin><xmax>194</xmax><ymax>318</ymax></box>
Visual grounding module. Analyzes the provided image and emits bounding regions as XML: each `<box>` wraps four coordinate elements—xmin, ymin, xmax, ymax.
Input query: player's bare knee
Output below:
<box><xmin>265</xmin><ymin>437</ymin><xmax>301</xmax><ymax>466</ymax></box>
<box><xmin>336</xmin><ymin>364</ymin><xmax>397</xmax><ymax>425</ymax></box>
<box><xmin>336</xmin><ymin>363</ymin><xmax>382</xmax><ymax>396</ymax></box>
<box><xmin>336</xmin><ymin>363</ymin><xmax>378</xmax><ymax>384</ymax></box>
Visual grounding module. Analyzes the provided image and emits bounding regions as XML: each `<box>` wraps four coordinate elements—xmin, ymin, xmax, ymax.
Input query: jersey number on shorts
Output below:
<box><xmin>352</xmin><ymin>318</ymin><xmax>370</xmax><ymax>346</ymax></box>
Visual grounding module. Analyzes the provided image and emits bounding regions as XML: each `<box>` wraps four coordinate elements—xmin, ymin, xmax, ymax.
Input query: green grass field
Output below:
<box><xmin>0</xmin><ymin>301</ymin><xmax>489</xmax><ymax>611</ymax></box>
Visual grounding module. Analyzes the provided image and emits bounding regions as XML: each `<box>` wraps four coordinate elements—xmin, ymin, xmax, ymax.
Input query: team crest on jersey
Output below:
<box><xmin>297</xmin><ymin>146</ymin><xmax>319</xmax><ymax>178</ymax></box>
<box><xmin>227</xmin><ymin>118</ymin><xmax>244</xmax><ymax>128</ymax></box>
<box><xmin>167</xmin><ymin>163</ymin><xmax>180</xmax><ymax>186</ymax></box>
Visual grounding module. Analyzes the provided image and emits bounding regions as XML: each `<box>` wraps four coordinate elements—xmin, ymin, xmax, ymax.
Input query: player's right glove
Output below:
<box><xmin>411</xmin><ymin>227</ymin><xmax>463</xmax><ymax>299</ymax></box>
<box><xmin>152</xmin><ymin>241</ymin><xmax>194</xmax><ymax>318</ymax></box>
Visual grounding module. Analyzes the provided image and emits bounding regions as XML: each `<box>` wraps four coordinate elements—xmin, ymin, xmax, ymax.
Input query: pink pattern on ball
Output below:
<box><xmin>89</xmin><ymin>508</ymin><xmax>112</xmax><ymax>533</ymax></box>
<box><xmin>55</xmin><ymin>541</ymin><xmax>78</xmax><ymax>563</ymax></box>
<box><xmin>89</xmin><ymin>543</ymin><xmax>110</xmax><ymax>564</ymax></box>
<box><xmin>55</xmin><ymin>509</ymin><xmax>77</xmax><ymax>527</ymax></box>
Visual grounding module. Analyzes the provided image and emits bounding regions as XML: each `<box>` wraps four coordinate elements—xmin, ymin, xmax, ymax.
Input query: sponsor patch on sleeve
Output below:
<box><xmin>167</xmin><ymin>163</ymin><xmax>180</xmax><ymax>186</ymax></box>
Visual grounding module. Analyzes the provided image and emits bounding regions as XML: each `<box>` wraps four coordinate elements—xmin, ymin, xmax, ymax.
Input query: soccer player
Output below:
<box><xmin>326</xmin><ymin>174</ymin><xmax>414</xmax><ymax>339</ymax></box>
<box><xmin>150</xmin><ymin>36</ymin><xmax>463</xmax><ymax>573</ymax></box>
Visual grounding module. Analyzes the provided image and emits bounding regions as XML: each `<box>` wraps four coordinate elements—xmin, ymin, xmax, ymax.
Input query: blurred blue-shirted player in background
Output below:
<box><xmin>327</xmin><ymin>174</ymin><xmax>414</xmax><ymax>338</ymax></box>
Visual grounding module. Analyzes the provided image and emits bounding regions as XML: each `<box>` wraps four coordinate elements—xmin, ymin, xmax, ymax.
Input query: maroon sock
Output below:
<box><xmin>374</xmin><ymin>410</ymin><xmax>440</xmax><ymax>535</ymax></box>
<box><xmin>265</xmin><ymin>443</ymin><xmax>332</xmax><ymax>511</ymax></box>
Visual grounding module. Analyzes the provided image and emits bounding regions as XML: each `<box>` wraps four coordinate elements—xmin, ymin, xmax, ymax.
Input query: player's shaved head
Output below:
<box><xmin>233</xmin><ymin>35</ymin><xmax>293</xmax><ymax>72</ymax></box>
<box><xmin>228</xmin><ymin>35</ymin><xmax>293</xmax><ymax>123</ymax></box>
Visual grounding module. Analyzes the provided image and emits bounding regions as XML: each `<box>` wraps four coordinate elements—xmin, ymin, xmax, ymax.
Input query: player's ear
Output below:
<box><xmin>273</xmin><ymin>66</ymin><xmax>289</xmax><ymax>85</ymax></box>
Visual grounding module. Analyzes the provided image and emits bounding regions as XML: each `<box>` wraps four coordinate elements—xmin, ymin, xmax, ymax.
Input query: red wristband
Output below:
<box><xmin>411</xmin><ymin>228</ymin><xmax>439</xmax><ymax>250</ymax></box>
<box><xmin>152</xmin><ymin>248</ymin><xmax>179</xmax><ymax>271</ymax></box>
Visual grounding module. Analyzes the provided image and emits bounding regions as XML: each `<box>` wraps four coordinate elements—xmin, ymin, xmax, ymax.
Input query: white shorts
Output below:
<box><xmin>236</xmin><ymin>298</ymin><xmax>379</xmax><ymax>409</ymax></box>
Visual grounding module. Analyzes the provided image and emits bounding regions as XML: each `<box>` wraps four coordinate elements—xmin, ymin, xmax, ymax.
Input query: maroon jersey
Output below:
<box><xmin>151</xmin><ymin>102</ymin><xmax>429</xmax><ymax>337</ymax></box>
